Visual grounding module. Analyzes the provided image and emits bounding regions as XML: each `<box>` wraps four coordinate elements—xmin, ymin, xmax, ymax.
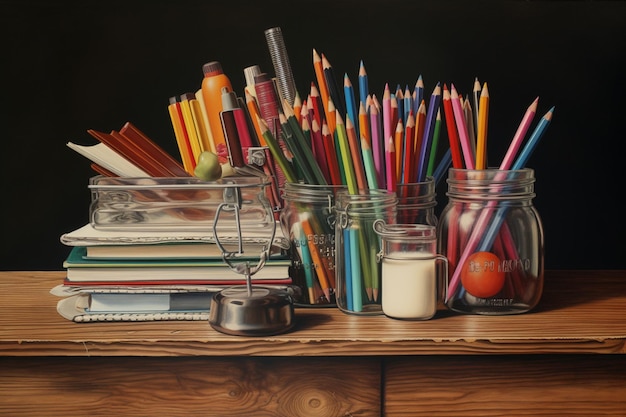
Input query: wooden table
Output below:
<box><xmin>1</xmin><ymin>270</ymin><xmax>625</xmax><ymax>416</ymax></box>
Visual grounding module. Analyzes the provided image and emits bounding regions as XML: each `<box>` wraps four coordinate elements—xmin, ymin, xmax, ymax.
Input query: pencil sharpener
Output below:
<box><xmin>208</xmin><ymin>285</ymin><xmax>297</xmax><ymax>336</ymax></box>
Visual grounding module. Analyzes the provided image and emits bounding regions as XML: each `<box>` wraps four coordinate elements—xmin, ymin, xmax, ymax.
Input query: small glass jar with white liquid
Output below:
<box><xmin>374</xmin><ymin>221</ymin><xmax>448</xmax><ymax>320</ymax></box>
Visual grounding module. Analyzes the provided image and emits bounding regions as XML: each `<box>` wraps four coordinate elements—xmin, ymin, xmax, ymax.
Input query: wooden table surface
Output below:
<box><xmin>1</xmin><ymin>270</ymin><xmax>625</xmax><ymax>356</ymax></box>
<box><xmin>1</xmin><ymin>270</ymin><xmax>625</xmax><ymax>416</ymax></box>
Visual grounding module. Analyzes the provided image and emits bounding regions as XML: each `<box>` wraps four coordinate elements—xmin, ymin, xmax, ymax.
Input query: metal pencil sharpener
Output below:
<box><xmin>208</xmin><ymin>285</ymin><xmax>296</xmax><ymax>336</ymax></box>
<box><xmin>208</xmin><ymin>178</ymin><xmax>296</xmax><ymax>336</ymax></box>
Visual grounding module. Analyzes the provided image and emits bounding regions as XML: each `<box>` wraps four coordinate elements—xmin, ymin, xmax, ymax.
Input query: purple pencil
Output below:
<box><xmin>416</xmin><ymin>83</ymin><xmax>442</xmax><ymax>182</ymax></box>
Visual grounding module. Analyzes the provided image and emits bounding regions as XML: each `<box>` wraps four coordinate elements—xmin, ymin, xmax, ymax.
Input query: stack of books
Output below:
<box><xmin>58</xmin><ymin>122</ymin><xmax>293</xmax><ymax>321</ymax></box>
<box><xmin>54</xmin><ymin>223</ymin><xmax>292</xmax><ymax>322</ymax></box>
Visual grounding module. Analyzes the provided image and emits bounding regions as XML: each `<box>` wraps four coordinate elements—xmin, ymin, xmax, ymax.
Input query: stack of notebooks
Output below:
<box><xmin>54</xmin><ymin>223</ymin><xmax>292</xmax><ymax>322</ymax></box>
<box><xmin>58</xmin><ymin>121</ymin><xmax>293</xmax><ymax>321</ymax></box>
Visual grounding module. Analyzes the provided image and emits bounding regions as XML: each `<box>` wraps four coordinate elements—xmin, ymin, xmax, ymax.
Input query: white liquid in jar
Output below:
<box><xmin>381</xmin><ymin>252</ymin><xmax>437</xmax><ymax>320</ymax></box>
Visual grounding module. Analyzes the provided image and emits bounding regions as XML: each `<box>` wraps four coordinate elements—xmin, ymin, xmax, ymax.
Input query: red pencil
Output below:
<box><xmin>402</xmin><ymin>111</ymin><xmax>415</xmax><ymax>185</ymax></box>
<box><xmin>321</xmin><ymin>120</ymin><xmax>342</xmax><ymax>185</ymax></box>
<box><xmin>442</xmin><ymin>84</ymin><xmax>464</xmax><ymax>169</ymax></box>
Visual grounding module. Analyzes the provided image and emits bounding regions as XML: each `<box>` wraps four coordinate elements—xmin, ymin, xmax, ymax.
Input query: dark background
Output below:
<box><xmin>1</xmin><ymin>0</ymin><xmax>624</xmax><ymax>270</ymax></box>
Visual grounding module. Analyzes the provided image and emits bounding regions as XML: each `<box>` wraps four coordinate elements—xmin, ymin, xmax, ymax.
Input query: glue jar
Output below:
<box><xmin>335</xmin><ymin>190</ymin><xmax>397</xmax><ymax>315</ymax></box>
<box><xmin>374</xmin><ymin>221</ymin><xmax>448</xmax><ymax>320</ymax></box>
<box><xmin>438</xmin><ymin>168</ymin><xmax>544</xmax><ymax>315</ymax></box>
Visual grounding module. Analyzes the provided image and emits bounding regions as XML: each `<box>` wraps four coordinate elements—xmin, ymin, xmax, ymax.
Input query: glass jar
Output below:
<box><xmin>395</xmin><ymin>176</ymin><xmax>438</xmax><ymax>226</ymax></box>
<box><xmin>335</xmin><ymin>189</ymin><xmax>397</xmax><ymax>315</ymax></box>
<box><xmin>438</xmin><ymin>168</ymin><xmax>544</xmax><ymax>314</ymax></box>
<box><xmin>280</xmin><ymin>182</ymin><xmax>346</xmax><ymax>305</ymax></box>
<box><xmin>374</xmin><ymin>221</ymin><xmax>448</xmax><ymax>320</ymax></box>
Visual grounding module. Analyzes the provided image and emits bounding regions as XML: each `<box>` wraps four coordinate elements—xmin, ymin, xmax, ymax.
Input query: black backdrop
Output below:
<box><xmin>2</xmin><ymin>0</ymin><xmax>625</xmax><ymax>270</ymax></box>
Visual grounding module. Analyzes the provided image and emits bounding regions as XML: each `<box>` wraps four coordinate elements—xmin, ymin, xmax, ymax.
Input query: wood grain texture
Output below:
<box><xmin>384</xmin><ymin>355</ymin><xmax>626</xmax><ymax>416</ymax></box>
<box><xmin>0</xmin><ymin>357</ymin><xmax>380</xmax><ymax>416</ymax></box>
<box><xmin>0</xmin><ymin>271</ymin><xmax>625</xmax><ymax>356</ymax></box>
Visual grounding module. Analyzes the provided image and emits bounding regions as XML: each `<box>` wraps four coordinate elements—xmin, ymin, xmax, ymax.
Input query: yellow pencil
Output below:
<box><xmin>179</xmin><ymin>93</ymin><xmax>203</xmax><ymax>163</ymax></box>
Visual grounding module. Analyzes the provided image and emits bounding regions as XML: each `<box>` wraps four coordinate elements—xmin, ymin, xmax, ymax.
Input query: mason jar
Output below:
<box><xmin>280</xmin><ymin>182</ymin><xmax>346</xmax><ymax>305</ymax></box>
<box><xmin>335</xmin><ymin>189</ymin><xmax>397</xmax><ymax>315</ymax></box>
<box><xmin>438</xmin><ymin>168</ymin><xmax>544</xmax><ymax>314</ymax></box>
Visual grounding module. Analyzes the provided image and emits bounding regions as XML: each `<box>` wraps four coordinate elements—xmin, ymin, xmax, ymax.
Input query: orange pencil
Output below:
<box><xmin>476</xmin><ymin>82</ymin><xmax>490</xmax><ymax>169</ymax></box>
<box><xmin>300</xmin><ymin>215</ymin><xmax>332</xmax><ymax>302</ymax></box>
<box><xmin>394</xmin><ymin>118</ymin><xmax>404</xmax><ymax>181</ymax></box>
<box><xmin>358</xmin><ymin>101</ymin><xmax>371</xmax><ymax>146</ymax></box>
<box><xmin>313</xmin><ymin>48</ymin><xmax>331</xmax><ymax>125</ymax></box>
<box><xmin>412</xmin><ymin>100</ymin><xmax>426</xmax><ymax>180</ymax></box>
<box><xmin>245</xmin><ymin>89</ymin><xmax>266</xmax><ymax>147</ymax></box>
<box><xmin>292</xmin><ymin>90</ymin><xmax>302</xmax><ymax>124</ymax></box>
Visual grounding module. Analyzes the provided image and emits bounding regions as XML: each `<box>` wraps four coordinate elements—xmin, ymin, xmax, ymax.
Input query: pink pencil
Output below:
<box><xmin>369</xmin><ymin>100</ymin><xmax>385</xmax><ymax>189</ymax></box>
<box><xmin>499</xmin><ymin>97</ymin><xmax>539</xmax><ymax>170</ymax></box>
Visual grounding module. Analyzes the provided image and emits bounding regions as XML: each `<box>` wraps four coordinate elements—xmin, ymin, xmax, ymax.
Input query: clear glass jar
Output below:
<box><xmin>438</xmin><ymin>168</ymin><xmax>544</xmax><ymax>314</ymax></box>
<box><xmin>280</xmin><ymin>182</ymin><xmax>346</xmax><ymax>305</ymax></box>
<box><xmin>395</xmin><ymin>176</ymin><xmax>438</xmax><ymax>226</ymax></box>
<box><xmin>374</xmin><ymin>221</ymin><xmax>447</xmax><ymax>320</ymax></box>
<box><xmin>335</xmin><ymin>189</ymin><xmax>397</xmax><ymax>315</ymax></box>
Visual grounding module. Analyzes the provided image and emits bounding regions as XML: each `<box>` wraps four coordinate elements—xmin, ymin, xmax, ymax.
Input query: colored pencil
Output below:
<box><xmin>245</xmin><ymin>89</ymin><xmax>266</xmax><ymax>147</ymax></box>
<box><xmin>500</xmin><ymin>97</ymin><xmax>539</xmax><ymax>170</ymax></box>
<box><xmin>310</xmin><ymin>118</ymin><xmax>331</xmax><ymax>183</ymax></box>
<box><xmin>344</xmin><ymin>73</ymin><xmax>359</xmax><ymax>140</ymax></box>
<box><xmin>472</xmin><ymin>77</ymin><xmax>481</xmax><ymax>138</ymax></box>
<box><xmin>313</xmin><ymin>48</ymin><xmax>331</xmax><ymax>126</ymax></box>
<box><xmin>321</xmin><ymin>120</ymin><xmax>342</xmax><ymax>185</ymax></box>
<box><xmin>358</xmin><ymin>60</ymin><xmax>369</xmax><ymax>108</ymax></box>
<box><xmin>412</xmin><ymin>100</ymin><xmax>426</xmax><ymax>180</ymax></box>
<box><xmin>416</xmin><ymin>83</ymin><xmax>442</xmax><ymax>182</ymax></box>
<box><xmin>450</xmin><ymin>83</ymin><xmax>475</xmax><ymax>169</ymax></box>
<box><xmin>322</xmin><ymin>53</ymin><xmax>345</xmax><ymax>117</ymax></box>
<box><xmin>463</xmin><ymin>94</ymin><xmax>477</xmax><ymax>159</ymax></box>
<box><xmin>394</xmin><ymin>119</ymin><xmax>404</xmax><ymax>181</ymax></box>
<box><xmin>402</xmin><ymin>111</ymin><xmax>415</xmax><ymax>185</ymax></box>
<box><xmin>255</xmin><ymin>115</ymin><xmax>297</xmax><ymax>183</ymax></box>
<box><xmin>382</xmin><ymin>83</ymin><xmax>393</xmax><ymax>150</ymax></box>
<box><xmin>335</xmin><ymin>112</ymin><xmax>358</xmax><ymax>194</ymax></box>
<box><xmin>369</xmin><ymin>101</ymin><xmax>385</xmax><ymax>189</ymax></box>
<box><xmin>345</xmin><ymin>116</ymin><xmax>368</xmax><ymax>192</ymax></box>
<box><xmin>413</xmin><ymin>75</ymin><xmax>424</xmax><ymax>114</ymax></box>
<box><xmin>361</xmin><ymin>136</ymin><xmax>379</xmax><ymax>190</ymax></box>
<box><xmin>385</xmin><ymin>134</ymin><xmax>397</xmax><ymax>192</ymax></box>
<box><xmin>358</xmin><ymin>101</ymin><xmax>371</xmax><ymax>146</ymax></box>
<box><xmin>442</xmin><ymin>84</ymin><xmax>464</xmax><ymax>169</ymax></box>
<box><xmin>426</xmin><ymin>108</ymin><xmax>442</xmax><ymax>177</ymax></box>
<box><xmin>476</xmin><ymin>82</ymin><xmax>490</xmax><ymax>169</ymax></box>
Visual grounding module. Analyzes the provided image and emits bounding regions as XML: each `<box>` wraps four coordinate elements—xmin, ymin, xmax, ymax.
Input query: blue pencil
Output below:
<box><xmin>358</xmin><ymin>60</ymin><xmax>369</xmax><ymax>110</ymax></box>
<box><xmin>344</xmin><ymin>73</ymin><xmax>360</xmax><ymax>140</ymax></box>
